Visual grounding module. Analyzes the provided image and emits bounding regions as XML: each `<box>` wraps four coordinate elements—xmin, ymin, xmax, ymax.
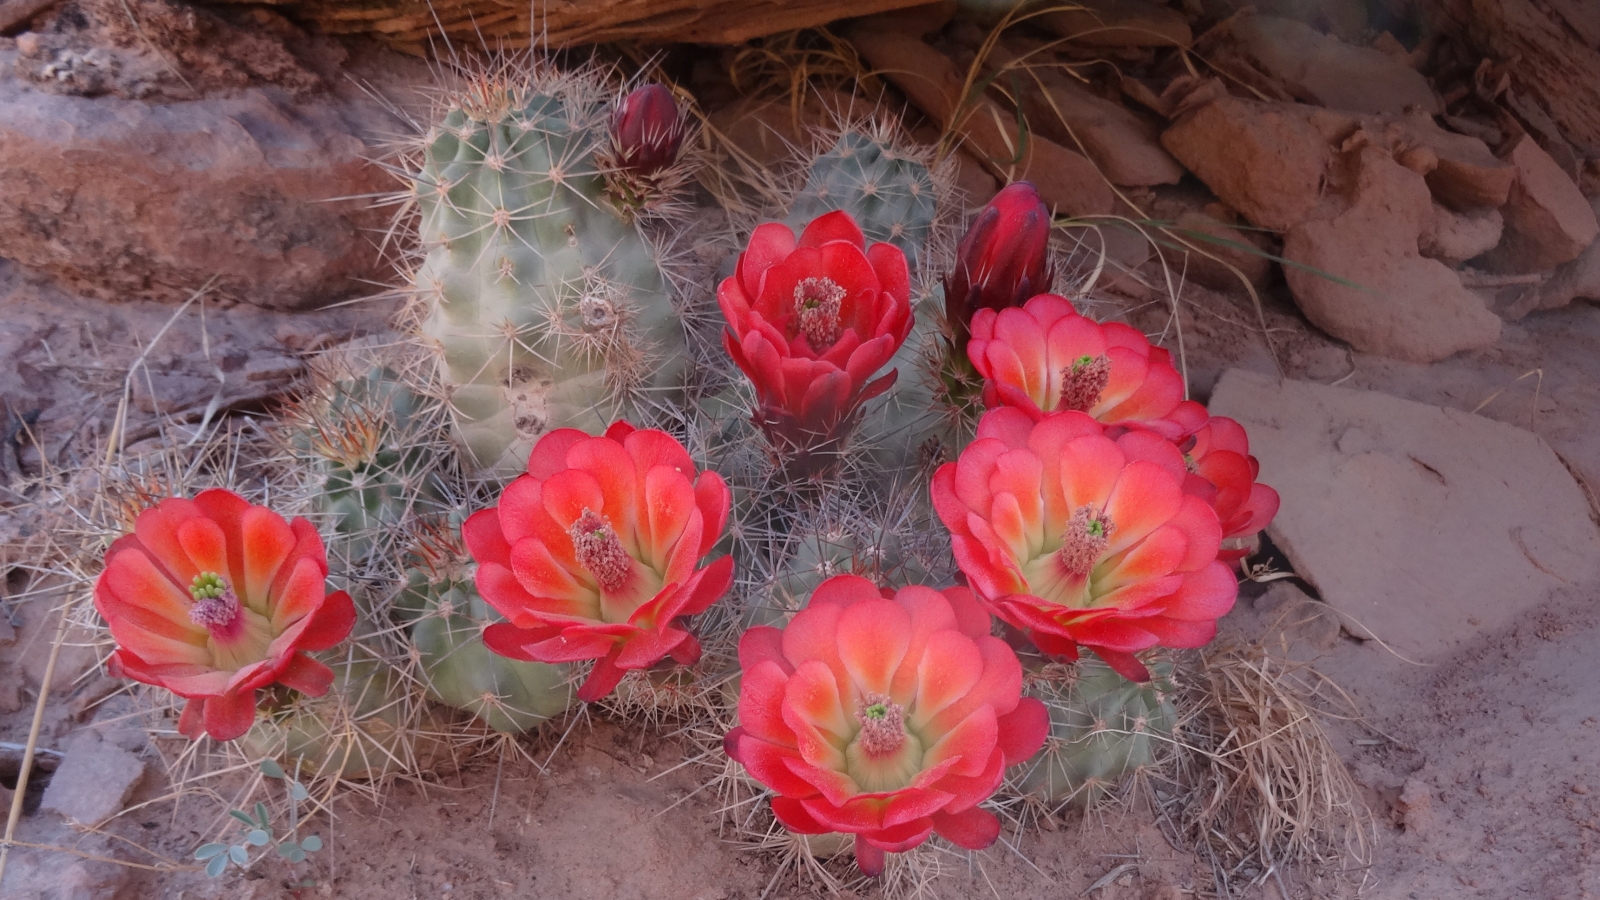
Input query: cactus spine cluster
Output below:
<box><xmin>1017</xmin><ymin>656</ymin><xmax>1179</xmax><ymax>806</ymax></box>
<box><xmin>409</xmin><ymin>69</ymin><xmax>698</xmax><ymax>479</ymax></box>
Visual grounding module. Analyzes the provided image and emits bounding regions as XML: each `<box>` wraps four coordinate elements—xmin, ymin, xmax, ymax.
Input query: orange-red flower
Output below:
<box><xmin>944</xmin><ymin>181</ymin><xmax>1054</xmax><ymax>354</ymax></box>
<box><xmin>967</xmin><ymin>293</ymin><xmax>1206</xmax><ymax>440</ymax></box>
<box><xmin>718</xmin><ymin>211</ymin><xmax>913</xmax><ymax>475</ymax></box>
<box><xmin>469</xmin><ymin>421</ymin><xmax>733</xmax><ymax>702</ymax></box>
<box><xmin>94</xmin><ymin>489</ymin><xmax>356</xmax><ymax>742</ymax></box>
<box><xmin>724</xmin><ymin>576</ymin><xmax>1048</xmax><ymax>876</ymax></box>
<box><xmin>931</xmin><ymin>407</ymin><xmax>1236</xmax><ymax>682</ymax></box>
<box><xmin>1181</xmin><ymin>416</ymin><xmax>1280</xmax><ymax>561</ymax></box>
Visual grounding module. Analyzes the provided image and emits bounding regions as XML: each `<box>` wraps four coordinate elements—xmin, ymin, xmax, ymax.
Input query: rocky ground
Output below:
<box><xmin>2</xmin><ymin>0</ymin><xmax>1599</xmax><ymax>898</ymax></box>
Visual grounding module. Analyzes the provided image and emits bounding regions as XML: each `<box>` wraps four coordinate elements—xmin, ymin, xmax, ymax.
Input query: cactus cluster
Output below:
<box><xmin>94</xmin><ymin>55</ymin><xmax>1261</xmax><ymax>873</ymax></box>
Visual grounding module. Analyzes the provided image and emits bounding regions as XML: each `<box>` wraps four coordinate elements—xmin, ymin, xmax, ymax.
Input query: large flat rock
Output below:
<box><xmin>1210</xmin><ymin>369</ymin><xmax>1600</xmax><ymax>659</ymax></box>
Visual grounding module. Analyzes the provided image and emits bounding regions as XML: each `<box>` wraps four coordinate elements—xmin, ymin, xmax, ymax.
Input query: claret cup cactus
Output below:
<box><xmin>404</xmin><ymin>66</ymin><xmax>702</xmax><ymax>478</ymax></box>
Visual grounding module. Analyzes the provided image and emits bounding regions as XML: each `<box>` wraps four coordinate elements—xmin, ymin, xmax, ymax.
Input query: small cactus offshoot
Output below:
<box><xmin>1017</xmin><ymin>656</ymin><xmax>1179</xmax><ymax>807</ymax></box>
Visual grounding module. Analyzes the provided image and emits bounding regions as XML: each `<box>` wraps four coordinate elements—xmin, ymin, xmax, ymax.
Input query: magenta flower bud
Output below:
<box><xmin>944</xmin><ymin>181</ymin><xmax>1055</xmax><ymax>353</ymax></box>
<box><xmin>610</xmin><ymin>83</ymin><xmax>686</xmax><ymax>178</ymax></box>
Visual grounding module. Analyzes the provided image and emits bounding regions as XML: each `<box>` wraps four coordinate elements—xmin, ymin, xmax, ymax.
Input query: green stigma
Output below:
<box><xmin>190</xmin><ymin>572</ymin><xmax>228</xmax><ymax>601</ymax></box>
<box><xmin>1086</xmin><ymin>519</ymin><xmax>1106</xmax><ymax>538</ymax></box>
<box><xmin>1074</xmin><ymin>354</ymin><xmax>1096</xmax><ymax>369</ymax></box>
<box><xmin>863</xmin><ymin>703</ymin><xmax>888</xmax><ymax>720</ymax></box>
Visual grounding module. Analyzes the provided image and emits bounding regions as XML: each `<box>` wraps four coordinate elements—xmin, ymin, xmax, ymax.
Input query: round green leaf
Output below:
<box><xmin>228</xmin><ymin>845</ymin><xmax>249</xmax><ymax>865</ymax></box>
<box><xmin>246</xmin><ymin>829</ymin><xmax>270</xmax><ymax>847</ymax></box>
<box><xmin>205</xmin><ymin>855</ymin><xmax>228</xmax><ymax>878</ymax></box>
<box><xmin>300</xmin><ymin>835</ymin><xmax>323</xmax><ymax>853</ymax></box>
<box><xmin>259</xmin><ymin>758</ymin><xmax>287</xmax><ymax>780</ymax></box>
<box><xmin>290</xmin><ymin>782</ymin><xmax>310</xmax><ymax>802</ymax></box>
<box><xmin>194</xmin><ymin>843</ymin><xmax>227</xmax><ymax>861</ymax></box>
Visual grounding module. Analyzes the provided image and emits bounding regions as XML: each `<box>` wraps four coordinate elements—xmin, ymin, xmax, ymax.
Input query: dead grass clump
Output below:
<box><xmin>1163</xmin><ymin>645</ymin><xmax>1375</xmax><ymax>897</ymax></box>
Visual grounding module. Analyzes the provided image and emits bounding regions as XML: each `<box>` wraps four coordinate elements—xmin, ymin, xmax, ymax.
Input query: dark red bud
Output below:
<box><xmin>610</xmin><ymin>83</ymin><xmax>685</xmax><ymax>178</ymax></box>
<box><xmin>944</xmin><ymin>181</ymin><xmax>1054</xmax><ymax>352</ymax></box>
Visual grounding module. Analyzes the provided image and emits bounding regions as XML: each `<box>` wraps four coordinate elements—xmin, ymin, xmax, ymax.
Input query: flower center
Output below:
<box><xmin>793</xmin><ymin>277</ymin><xmax>846</xmax><ymax>351</ymax></box>
<box><xmin>1058</xmin><ymin>506</ymin><xmax>1116</xmax><ymax>577</ymax></box>
<box><xmin>1058</xmin><ymin>354</ymin><xmax>1112</xmax><ymax>413</ymax></box>
<box><xmin>188</xmin><ymin>572</ymin><xmax>241</xmax><ymax>632</ymax></box>
<box><xmin>854</xmin><ymin>693</ymin><xmax>907</xmax><ymax>758</ymax></box>
<box><xmin>568</xmin><ymin>509</ymin><xmax>631</xmax><ymax>593</ymax></box>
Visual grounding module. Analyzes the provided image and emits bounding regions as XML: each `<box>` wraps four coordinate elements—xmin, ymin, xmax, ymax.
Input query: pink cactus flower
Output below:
<box><xmin>1181</xmin><ymin>416</ymin><xmax>1280</xmax><ymax>561</ymax></box>
<box><xmin>967</xmin><ymin>293</ymin><xmax>1207</xmax><ymax>440</ymax></box>
<box><xmin>931</xmin><ymin>407</ymin><xmax>1237</xmax><ymax>681</ymax></box>
<box><xmin>724</xmin><ymin>575</ymin><xmax>1049</xmax><ymax>876</ymax></box>
<box><xmin>718</xmin><ymin>210</ymin><xmax>913</xmax><ymax>476</ymax></box>
<box><xmin>94</xmin><ymin>489</ymin><xmax>357</xmax><ymax>742</ymax></box>
<box><xmin>468</xmin><ymin>421</ymin><xmax>733</xmax><ymax>702</ymax></box>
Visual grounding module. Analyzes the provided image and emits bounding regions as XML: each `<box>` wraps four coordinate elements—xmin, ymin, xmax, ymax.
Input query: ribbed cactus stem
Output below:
<box><xmin>409</xmin><ymin>69</ymin><xmax>694</xmax><ymax>478</ymax></box>
<box><xmin>1018</xmin><ymin>656</ymin><xmax>1178</xmax><ymax>807</ymax></box>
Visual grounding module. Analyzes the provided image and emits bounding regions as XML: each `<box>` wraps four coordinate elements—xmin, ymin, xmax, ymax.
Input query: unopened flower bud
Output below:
<box><xmin>944</xmin><ymin>182</ymin><xmax>1054</xmax><ymax>353</ymax></box>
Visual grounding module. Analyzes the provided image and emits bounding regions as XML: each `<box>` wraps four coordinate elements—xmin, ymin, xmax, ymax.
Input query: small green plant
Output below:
<box><xmin>194</xmin><ymin>759</ymin><xmax>324</xmax><ymax>877</ymax></box>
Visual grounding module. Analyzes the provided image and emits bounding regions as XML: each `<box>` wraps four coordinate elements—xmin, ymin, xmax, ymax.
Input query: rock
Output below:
<box><xmin>1254</xmin><ymin>581</ymin><xmax>1344</xmax><ymax>651</ymax></box>
<box><xmin>41</xmin><ymin>730</ymin><xmax>145</xmax><ymax>826</ymax></box>
<box><xmin>847</xmin><ymin>26</ymin><xmax>1114</xmax><ymax>217</ymax></box>
<box><xmin>1171</xmin><ymin>210</ymin><xmax>1273</xmax><ymax>292</ymax></box>
<box><xmin>1033</xmin><ymin>0</ymin><xmax>1192</xmax><ymax>48</ymax></box>
<box><xmin>851</xmin><ymin>0</ymin><xmax>958</xmax><ymax>36</ymax></box>
<box><xmin>952</xmin><ymin>149</ymin><xmax>1000</xmax><ymax>209</ymax></box>
<box><xmin>1420</xmin><ymin>203</ymin><xmax>1504</xmax><ymax>267</ymax></box>
<box><xmin>1482</xmin><ymin>135</ymin><xmax>1600</xmax><ymax>274</ymax></box>
<box><xmin>990</xmin><ymin>38</ymin><xmax>1185</xmax><ymax>187</ymax></box>
<box><xmin>1435</xmin><ymin>0</ymin><xmax>1600</xmax><ymax>154</ymax></box>
<box><xmin>1520</xmin><ymin>198</ymin><xmax>1600</xmax><ymax>316</ymax></box>
<box><xmin>1209</xmin><ymin>369</ymin><xmax>1600</xmax><ymax>660</ymax></box>
<box><xmin>1201</xmin><ymin>14</ymin><xmax>1438</xmax><ymax>116</ymax></box>
<box><xmin>1161</xmin><ymin>96</ymin><xmax>1350</xmax><ymax>231</ymax></box>
<box><xmin>1396</xmin><ymin>776</ymin><xmax>1435</xmax><ymax>836</ymax></box>
<box><xmin>1383</xmin><ymin>116</ymin><xmax>1517</xmax><ymax>211</ymax></box>
<box><xmin>0</xmin><ymin>47</ymin><xmax>399</xmax><ymax>311</ymax></box>
<box><xmin>1283</xmin><ymin>144</ymin><xmax>1502</xmax><ymax>362</ymax></box>
<box><xmin>0</xmin><ymin>834</ymin><xmax>132</xmax><ymax>900</ymax></box>
<box><xmin>708</xmin><ymin>95</ymin><xmax>828</xmax><ymax>172</ymax></box>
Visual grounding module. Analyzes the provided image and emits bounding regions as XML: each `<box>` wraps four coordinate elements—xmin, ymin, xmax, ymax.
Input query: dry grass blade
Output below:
<box><xmin>1164</xmin><ymin>645</ymin><xmax>1374</xmax><ymax>897</ymax></box>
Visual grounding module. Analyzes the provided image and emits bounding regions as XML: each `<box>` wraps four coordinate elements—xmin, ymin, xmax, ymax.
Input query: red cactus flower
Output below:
<box><xmin>718</xmin><ymin>210</ymin><xmax>913</xmax><ymax>476</ymax></box>
<box><xmin>944</xmin><ymin>182</ymin><xmax>1054</xmax><ymax>353</ymax></box>
<box><xmin>1181</xmin><ymin>416</ymin><xmax>1280</xmax><ymax>561</ymax></box>
<box><xmin>931</xmin><ymin>407</ymin><xmax>1236</xmax><ymax>682</ymax></box>
<box><xmin>610</xmin><ymin>83</ymin><xmax>686</xmax><ymax>178</ymax></box>
<box><xmin>468</xmin><ymin>421</ymin><xmax>733</xmax><ymax>702</ymax></box>
<box><xmin>967</xmin><ymin>293</ymin><xmax>1207</xmax><ymax>440</ymax></box>
<box><xmin>724</xmin><ymin>575</ymin><xmax>1048</xmax><ymax>876</ymax></box>
<box><xmin>93</xmin><ymin>489</ymin><xmax>357</xmax><ymax>742</ymax></box>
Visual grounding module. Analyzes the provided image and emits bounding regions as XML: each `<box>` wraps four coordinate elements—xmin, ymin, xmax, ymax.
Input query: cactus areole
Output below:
<box><xmin>95</xmin><ymin>489</ymin><xmax>357</xmax><ymax>742</ymax></box>
<box><xmin>724</xmin><ymin>576</ymin><xmax>1048</xmax><ymax>876</ymax></box>
<box><xmin>467</xmin><ymin>421</ymin><xmax>733</xmax><ymax>702</ymax></box>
